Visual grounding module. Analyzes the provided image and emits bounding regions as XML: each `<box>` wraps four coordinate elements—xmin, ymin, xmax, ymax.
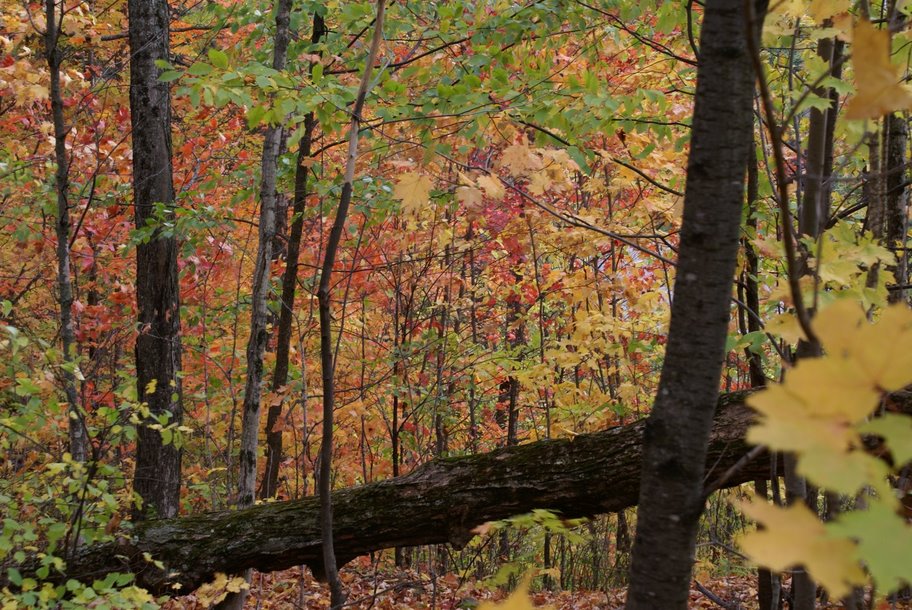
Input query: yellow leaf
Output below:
<box><xmin>786</xmin><ymin>357</ymin><xmax>879</xmax><ymax>422</ymax></box>
<box><xmin>737</xmin><ymin>496</ymin><xmax>865</xmax><ymax>599</ymax></box>
<box><xmin>500</xmin><ymin>142</ymin><xmax>543</xmax><ymax>177</ymax></box>
<box><xmin>457</xmin><ymin>185</ymin><xmax>484</xmax><ymax>213</ymax></box>
<box><xmin>478</xmin><ymin>574</ymin><xmax>551</xmax><ymax>610</ymax></box>
<box><xmin>770</xmin><ymin>0</ymin><xmax>806</xmax><ymax>19</ymax></box>
<box><xmin>809</xmin><ymin>0</ymin><xmax>850</xmax><ymax>23</ymax></box>
<box><xmin>764</xmin><ymin>311</ymin><xmax>806</xmax><ymax>344</ymax></box>
<box><xmin>844</xmin><ymin>20</ymin><xmax>912</xmax><ymax>120</ymax></box>
<box><xmin>851</xmin><ymin>304</ymin><xmax>912</xmax><ymax>391</ymax></box>
<box><xmin>477</xmin><ymin>174</ymin><xmax>506</xmax><ymax>200</ymax></box>
<box><xmin>145</xmin><ymin>379</ymin><xmax>157</xmax><ymax>395</ymax></box>
<box><xmin>746</xmin><ymin>384</ymin><xmax>857</xmax><ymax>453</ymax></box>
<box><xmin>393</xmin><ymin>172</ymin><xmax>433</xmax><ymax>215</ymax></box>
<box><xmin>527</xmin><ymin>171</ymin><xmax>552</xmax><ymax>196</ymax></box>
<box><xmin>815</xmin><ymin>301</ymin><xmax>912</xmax><ymax>392</ymax></box>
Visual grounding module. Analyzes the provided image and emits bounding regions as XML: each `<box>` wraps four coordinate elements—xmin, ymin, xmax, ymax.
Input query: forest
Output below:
<box><xmin>2</xmin><ymin>0</ymin><xmax>912</xmax><ymax>608</ymax></box>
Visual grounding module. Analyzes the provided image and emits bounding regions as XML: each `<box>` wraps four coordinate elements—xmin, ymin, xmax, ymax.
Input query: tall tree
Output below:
<box><xmin>237</xmin><ymin>0</ymin><xmax>293</xmax><ymax>512</ymax></box>
<box><xmin>128</xmin><ymin>0</ymin><xmax>183</xmax><ymax>520</ymax></box>
<box><xmin>262</xmin><ymin>12</ymin><xmax>327</xmax><ymax>501</ymax></box>
<box><xmin>625</xmin><ymin>1</ymin><xmax>766</xmax><ymax>608</ymax></box>
<box><xmin>45</xmin><ymin>0</ymin><xmax>87</xmax><ymax>464</ymax></box>
<box><xmin>317</xmin><ymin>2</ymin><xmax>386</xmax><ymax>606</ymax></box>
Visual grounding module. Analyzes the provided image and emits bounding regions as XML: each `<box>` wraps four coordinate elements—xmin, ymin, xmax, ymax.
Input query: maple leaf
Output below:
<box><xmin>815</xmin><ymin>301</ymin><xmax>912</xmax><ymax>391</ymax></box>
<box><xmin>859</xmin><ymin>413</ymin><xmax>912</xmax><ymax>466</ymax></box>
<box><xmin>477</xmin><ymin>174</ymin><xmax>506</xmax><ymax>200</ymax></box>
<box><xmin>499</xmin><ymin>142</ymin><xmax>542</xmax><ymax>178</ymax></box>
<box><xmin>828</xmin><ymin>499</ymin><xmax>912</xmax><ymax>593</ymax></box>
<box><xmin>808</xmin><ymin>0</ymin><xmax>850</xmax><ymax>23</ymax></box>
<box><xmin>844</xmin><ymin>19</ymin><xmax>912</xmax><ymax>120</ymax></box>
<box><xmin>737</xmin><ymin>496</ymin><xmax>865</xmax><ymax>599</ymax></box>
<box><xmin>457</xmin><ymin>185</ymin><xmax>484</xmax><ymax>213</ymax></box>
<box><xmin>393</xmin><ymin>172</ymin><xmax>433</xmax><ymax>215</ymax></box>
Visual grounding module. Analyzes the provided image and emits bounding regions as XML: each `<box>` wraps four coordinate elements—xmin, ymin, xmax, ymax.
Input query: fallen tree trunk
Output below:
<box><xmin>19</xmin><ymin>391</ymin><xmax>769</xmax><ymax>594</ymax></box>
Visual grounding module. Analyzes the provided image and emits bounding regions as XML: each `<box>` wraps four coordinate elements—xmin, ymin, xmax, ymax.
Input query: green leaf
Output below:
<box><xmin>159</xmin><ymin>70</ymin><xmax>183</xmax><ymax>83</ymax></box>
<box><xmin>247</xmin><ymin>106</ymin><xmax>266</xmax><ymax>129</ymax></box>
<box><xmin>859</xmin><ymin>413</ymin><xmax>912</xmax><ymax>466</ymax></box>
<box><xmin>8</xmin><ymin>568</ymin><xmax>22</xmax><ymax>586</ymax></box>
<box><xmin>187</xmin><ymin>63</ymin><xmax>213</xmax><ymax>77</ymax></box>
<box><xmin>828</xmin><ymin>499</ymin><xmax>912</xmax><ymax>594</ymax></box>
<box><xmin>207</xmin><ymin>48</ymin><xmax>229</xmax><ymax>69</ymax></box>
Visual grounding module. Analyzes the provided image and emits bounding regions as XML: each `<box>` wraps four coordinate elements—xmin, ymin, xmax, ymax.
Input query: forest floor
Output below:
<box><xmin>162</xmin><ymin>564</ymin><xmax>912</xmax><ymax>609</ymax></box>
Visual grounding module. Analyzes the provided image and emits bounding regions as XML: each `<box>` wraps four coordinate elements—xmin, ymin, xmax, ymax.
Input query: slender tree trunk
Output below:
<box><xmin>237</xmin><ymin>0</ymin><xmax>293</xmax><ymax>512</ymax></box>
<box><xmin>317</xmin><ymin>4</ymin><xmax>385</xmax><ymax>606</ymax></box>
<box><xmin>743</xmin><ymin>131</ymin><xmax>765</xmax><ymax>388</ymax></box>
<box><xmin>625</xmin><ymin>2</ymin><xmax>765</xmax><ymax>608</ymax></box>
<box><xmin>884</xmin><ymin>112</ymin><xmax>909</xmax><ymax>302</ymax></box>
<box><xmin>128</xmin><ymin>0</ymin><xmax>183</xmax><ymax>520</ymax></box>
<box><xmin>216</xmin><ymin>2</ymin><xmax>293</xmax><ymax>608</ymax></box>
<box><xmin>262</xmin><ymin>13</ymin><xmax>327</xmax><ymax>500</ymax></box>
<box><xmin>45</xmin><ymin>0</ymin><xmax>87</xmax><ymax>464</ymax></box>
<box><xmin>790</xmin><ymin>32</ymin><xmax>842</xmax><ymax>610</ymax></box>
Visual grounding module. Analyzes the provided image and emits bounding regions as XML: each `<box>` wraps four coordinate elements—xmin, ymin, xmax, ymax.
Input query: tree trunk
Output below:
<box><xmin>316</xmin><ymin>4</ymin><xmax>386</xmax><ymax>606</ymax></box>
<box><xmin>884</xmin><ymin>112</ymin><xmax>909</xmax><ymax>302</ymax></box>
<box><xmin>128</xmin><ymin>0</ymin><xmax>183</xmax><ymax>521</ymax></box>
<box><xmin>237</xmin><ymin>0</ymin><xmax>293</xmax><ymax>513</ymax></box>
<box><xmin>12</xmin><ymin>390</ymin><xmax>910</xmax><ymax>596</ymax></box>
<box><xmin>45</xmin><ymin>0</ymin><xmax>87</xmax><ymax>464</ymax></box>
<box><xmin>14</xmin><ymin>392</ymin><xmax>777</xmax><ymax>595</ymax></box>
<box><xmin>625</xmin><ymin>2</ymin><xmax>765</xmax><ymax>609</ymax></box>
<box><xmin>262</xmin><ymin>12</ymin><xmax>327</xmax><ymax>501</ymax></box>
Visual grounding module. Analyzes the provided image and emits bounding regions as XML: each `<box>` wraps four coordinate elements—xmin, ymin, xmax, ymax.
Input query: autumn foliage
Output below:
<box><xmin>2</xmin><ymin>0</ymin><xmax>912</xmax><ymax>607</ymax></box>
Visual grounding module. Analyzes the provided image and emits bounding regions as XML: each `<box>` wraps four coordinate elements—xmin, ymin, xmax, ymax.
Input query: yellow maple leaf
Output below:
<box><xmin>771</xmin><ymin>0</ymin><xmax>804</xmax><ymax>17</ymax></box>
<box><xmin>809</xmin><ymin>0</ymin><xmax>850</xmax><ymax>23</ymax></box>
<box><xmin>500</xmin><ymin>142</ymin><xmax>543</xmax><ymax>178</ymax></box>
<box><xmin>814</xmin><ymin>301</ymin><xmax>912</xmax><ymax>392</ymax></box>
<box><xmin>845</xmin><ymin>19</ymin><xmax>912</xmax><ymax>120</ymax></box>
<box><xmin>851</xmin><ymin>304</ymin><xmax>912</xmax><ymax>391</ymax></box>
<box><xmin>737</xmin><ymin>496</ymin><xmax>865</xmax><ymax>599</ymax></box>
<box><xmin>477</xmin><ymin>174</ymin><xmax>506</xmax><ymax>200</ymax></box>
<box><xmin>478</xmin><ymin>574</ymin><xmax>551</xmax><ymax>610</ymax></box>
<box><xmin>527</xmin><ymin>171</ymin><xmax>552</xmax><ymax>196</ymax></box>
<box><xmin>393</xmin><ymin>172</ymin><xmax>433</xmax><ymax>215</ymax></box>
<box><xmin>764</xmin><ymin>311</ymin><xmax>806</xmax><ymax>344</ymax></box>
<box><xmin>746</xmin><ymin>384</ymin><xmax>858</xmax><ymax>454</ymax></box>
<box><xmin>786</xmin><ymin>357</ymin><xmax>880</xmax><ymax>422</ymax></box>
<box><xmin>457</xmin><ymin>185</ymin><xmax>484</xmax><ymax>213</ymax></box>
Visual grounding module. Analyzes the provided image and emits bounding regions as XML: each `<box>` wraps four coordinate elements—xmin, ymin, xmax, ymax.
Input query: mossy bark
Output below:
<box><xmin>15</xmin><ymin>394</ymin><xmax>778</xmax><ymax>595</ymax></box>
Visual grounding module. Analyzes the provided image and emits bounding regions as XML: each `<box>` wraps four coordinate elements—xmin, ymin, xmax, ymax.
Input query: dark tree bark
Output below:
<box><xmin>45</xmin><ymin>0</ymin><xmax>87</xmax><ymax>464</ymax></box>
<box><xmin>262</xmin><ymin>14</ymin><xmax>326</xmax><ymax>501</ymax></box>
<box><xmin>884</xmin><ymin>112</ymin><xmax>909</xmax><ymax>303</ymax></box>
<box><xmin>20</xmin><ymin>394</ymin><xmax>770</xmax><ymax>595</ymax></box>
<box><xmin>625</xmin><ymin>2</ymin><xmax>765</xmax><ymax>609</ymax></box>
<box><xmin>11</xmin><ymin>391</ymin><xmax>909</xmax><ymax>597</ymax></box>
<box><xmin>316</xmin><ymin>4</ymin><xmax>385</xmax><ymax>606</ymax></box>
<box><xmin>237</xmin><ymin>0</ymin><xmax>294</xmax><ymax>513</ymax></box>
<box><xmin>128</xmin><ymin>0</ymin><xmax>183</xmax><ymax>520</ymax></box>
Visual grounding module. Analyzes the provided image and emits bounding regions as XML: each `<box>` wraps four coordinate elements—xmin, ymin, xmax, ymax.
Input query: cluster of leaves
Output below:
<box><xmin>738</xmin><ymin>301</ymin><xmax>912</xmax><ymax>598</ymax></box>
<box><xmin>0</xmin><ymin>319</ymin><xmax>156</xmax><ymax>608</ymax></box>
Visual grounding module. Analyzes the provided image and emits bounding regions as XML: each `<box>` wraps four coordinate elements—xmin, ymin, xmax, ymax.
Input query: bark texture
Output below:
<box><xmin>20</xmin><ymin>394</ymin><xmax>773</xmax><ymax>595</ymax></box>
<box><xmin>128</xmin><ymin>0</ymin><xmax>183</xmax><ymax>520</ymax></box>
<box><xmin>262</xmin><ymin>12</ymin><xmax>327</xmax><ymax>500</ymax></box>
<box><xmin>237</xmin><ymin>0</ymin><xmax>293</xmax><ymax>511</ymax></box>
<box><xmin>625</xmin><ymin>2</ymin><xmax>764</xmax><ymax>609</ymax></box>
<box><xmin>46</xmin><ymin>0</ymin><xmax>87</xmax><ymax>463</ymax></box>
<box><xmin>315</xmin><ymin>5</ymin><xmax>386</xmax><ymax>606</ymax></box>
